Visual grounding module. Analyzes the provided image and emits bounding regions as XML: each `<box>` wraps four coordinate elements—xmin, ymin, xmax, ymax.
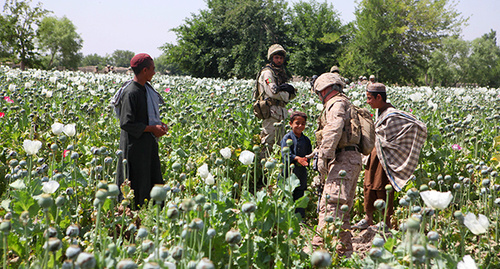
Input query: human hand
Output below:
<box><xmin>148</xmin><ymin>125</ymin><xmax>167</xmax><ymax>137</ymax></box>
<box><xmin>296</xmin><ymin>157</ymin><xmax>308</xmax><ymax>166</ymax></box>
<box><xmin>161</xmin><ymin>122</ymin><xmax>169</xmax><ymax>132</ymax></box>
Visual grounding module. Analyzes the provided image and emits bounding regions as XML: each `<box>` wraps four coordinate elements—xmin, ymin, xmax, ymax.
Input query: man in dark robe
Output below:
<box><xmin>112</xmin><ymin>53</ymin><xmax>168</xmax><ymax>207</ymax></box>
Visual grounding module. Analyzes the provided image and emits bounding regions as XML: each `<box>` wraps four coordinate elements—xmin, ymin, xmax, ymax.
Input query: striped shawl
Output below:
<box><xmin>375</xmin><ymin>107</ymin><xmax>427</xmax><ymax>191</ymax></box>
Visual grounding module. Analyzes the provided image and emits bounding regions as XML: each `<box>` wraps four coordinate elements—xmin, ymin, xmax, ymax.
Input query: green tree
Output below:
<box><xmin>110</xmin><ymin>49</ymin><xmax>135</xmax><ymax>67</ymax></box>
<box><xmin>287</xmin><ymin>0</ymin><xmax>346</xmax><ymax>78</ymax></box>
<box><xmin>340</xmin><ymin>0</ymin><xmax>465</xmax><ymax>84</ymax></box>
<box><xmin>154</xmin><ymin>53</ymin><xmax>185</xmax><ymax>75</ymax></box>
<box><xmin>427</xmin><ymin>36</ymin><xmax>469</xmax><ymax>86</ymax></box>
<box><xmin>81</xmin><ymin>53</ymin><xmax>106</xmax><ymax>67</ymax></box>
<box><xmin>162</xmin><ymin>0</ymin><xmax>290</xmax><ymax>78</ymax></box>
<box><xmin>468</xmin><ymin>30</ymin><xmax>500</xmax><ymax>87</ymax></box>
<box><xmin>2</xmin><ymin>0</ymin><xmax>49</xmax><ymax>69</ymax></box>
<box><xmin>37</xmin><ymin>16</ymin><xmax>83</xmax><ymax>69</ymax></box>
<box><xmin>0</xmin><ymin>15</ymin><xmax>14</xmax><ymax>60</ymax></box>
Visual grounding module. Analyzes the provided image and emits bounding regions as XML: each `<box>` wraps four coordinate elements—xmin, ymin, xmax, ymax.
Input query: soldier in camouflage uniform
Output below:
<box><xmin>257</xmin><ymin>44</ymin><xmax>296</xmax><ymax>157</ymax></box>
<box><xmin>311</xmin><ymin>73</ymin><xmax>362</xmax><ymax>255</ymax></box>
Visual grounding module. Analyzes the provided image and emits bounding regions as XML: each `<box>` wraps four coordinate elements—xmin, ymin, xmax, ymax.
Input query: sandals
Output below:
<box><xmin>352</xmin><ymin>219</ymin><xmax>370</xmax><ymax>230</ymax></box>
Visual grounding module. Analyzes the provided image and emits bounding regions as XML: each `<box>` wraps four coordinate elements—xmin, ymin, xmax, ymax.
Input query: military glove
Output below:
<box><xmin>312</xmin><ymin>175</ymin><xmax>325</xmax><ymax>190</ymax></box>
<box><xmin>317</xmin><ymin>157</ymin><xmax>329</xmax><ymax>177</ymax></box>
<box><xmin>278</xmin><ymin>83</ymin><xmax>296</xmax><ymax>95</ymax></box>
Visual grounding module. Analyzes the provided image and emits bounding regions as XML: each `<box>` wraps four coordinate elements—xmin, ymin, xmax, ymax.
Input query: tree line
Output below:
<box><xmin>1</xmin><ymin>0</ymin><xmax>499</xmax><ymax>87</ymax></box>
<box><xmin>0</xmin><ymin>0</ymin><xmax>137</xmax><ymax>71</ymax></box>
<box><xmin>162</xmin><ymin>0</ymin><xmax>500</xmax><ymax>87</ymax></box>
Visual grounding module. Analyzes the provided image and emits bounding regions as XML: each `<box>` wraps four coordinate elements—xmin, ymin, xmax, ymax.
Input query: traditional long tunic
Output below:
<box><xmin>115</xmin><ymin>81</ymin><xmax>163</xmax><ymax>206</ymax></box>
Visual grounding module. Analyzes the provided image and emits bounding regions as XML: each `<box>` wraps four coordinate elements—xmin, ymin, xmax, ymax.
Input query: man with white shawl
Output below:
<box><xmin>353</xmin><ymin>83</ymin><xmax>427</xmax><ymax>230</ymax></box>
<box><xmin>111</xmin><ymin>53</ymin><xmax>168</xmax><ymax>207</ymax></box>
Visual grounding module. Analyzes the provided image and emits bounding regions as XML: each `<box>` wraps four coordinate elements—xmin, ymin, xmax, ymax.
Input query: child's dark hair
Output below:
<box><xmin>290</xmin><ymin>111</ymin><xmax>307</xmax><ymax>123</ymax></box>
<box><xmin>370</xmin><ymin>91</ymin><xmax>387</xmax><ymax>102</ymax></box>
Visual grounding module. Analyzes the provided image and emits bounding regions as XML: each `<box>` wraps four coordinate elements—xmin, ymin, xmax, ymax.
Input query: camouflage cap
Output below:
<box><xmin>330</xmin><ymin>65</ymin><xmax>339</xmax><ymax>73</ymax></box>
<box><xmin>267</xmin><ymin>44</ymin><xmax>286</xmax><ymax>61</ymax></box>
<box><xmin>369</xmin><ymin>75</ymin><xmax>375</xmax><ymax>79</ymax></box>
<box><xmin>314</xmin><ymin>73</ymin><xmax>344</xmax><ymax>92</ymax></box>
<box><xmin>367</xmin><ymin>82</ymin><xmax>386</xmax><ymax>93</ymax></box>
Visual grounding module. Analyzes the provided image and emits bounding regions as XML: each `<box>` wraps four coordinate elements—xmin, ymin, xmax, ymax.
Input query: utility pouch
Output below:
<box><xmin>253</xmin><ymin>99</ymin><xmax>272</xmax><ymax>119</ymax></box>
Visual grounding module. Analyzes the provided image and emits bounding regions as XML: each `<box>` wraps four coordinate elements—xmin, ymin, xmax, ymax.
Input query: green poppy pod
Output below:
<box><xmin>107</xmin><ymin>184</ymin><xmax>120</xmax><ymax>197</ymax></box>
<box><xmin>0</xmin><ymin>220</ymin><xmax>11</xmax><ymax>233</ymax></box>
<box><xmin>406</xmin><ymin>217</ymin><xmax>420</xmax><ymax>232</ymax></box>
<box><xmin>171</xmin><ymin>246</ymin><xmax>183</xmax><ymax>261</ymax></box>
<box><xmin>116</xmin><ymin>259</ymin><xmax>138</xmax><ymax>269</ymax></box>
<box><xmin>368</xmin><ymin>248</ymin><xmax>383</xmax><ymax>259</ymax></box>
<box><xmin>374</xmin><ymin>199</ymin><xmax>386</xmax><ymax>210</ymax></box>
<box><xmin>167</xmin><ymin>207</ymin><xmax>179</xmax><ymax>219</ymax></box>
<box><xmin>44</xmin><ymin>238</ymin><xmax>62</xmax><ymax>252</ymax></box>
<box><xmin>38</xmin><ymin>193</ymin><xmax>54</xmax><ymax>209</ymax></box>
<box><xmin>242</xmin><ymin>202</ymin><xmax>257</xmax><ymax>214</ymax></box>
<box><xmin>65</xmin><ymin>245</ymin><xmax>81</xmax><ymax>260</ymax></box>
<box><xmin>55</xmin><ymin>196</ymin><xmax>66</xmax><ymax>207</ymax></box>
<box><xmin>372</xmin><ymin>236</ymin><xmax>385</xmax><ymax>247</ymax></box>
<box><xmin>75</xmin><ymin>252</ymin><xmax>96</xmax><ymax>269</ymax></box>
<box><xmin>95</xmin><ymin>189</ymin><xmax>108</xmax><ymax>200</ymax></box>
<box><xmin>196</xmin><ymin>258</ymin><xmax>215</xmax><ymax>269</ymax></box>
<box><xmin>194</xmin><ymin>194</ymin><xmax>206</xmax><ymax>204</ymax></box>
<box><xmin>225</xmin><ymin>229</ymin><xmax>242</xmax><ymax>245</ymax></box>
<box><xmin>150</xmin><ymin>184</ymin><xmax>167</xmax><ymax>202</ymax></box>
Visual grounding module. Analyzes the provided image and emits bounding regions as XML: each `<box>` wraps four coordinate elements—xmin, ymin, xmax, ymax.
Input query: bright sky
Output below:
<box><xmin>34</xmin><ymin>0</ymin><xmax>500</xmax><ymax>58</ymax></box>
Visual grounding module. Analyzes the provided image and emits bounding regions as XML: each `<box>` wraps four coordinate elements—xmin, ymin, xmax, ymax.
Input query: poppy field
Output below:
<box><xmin>0</xmin><ymin>65</ymin><xmax>499</xmax><ymax>268</ymax></box>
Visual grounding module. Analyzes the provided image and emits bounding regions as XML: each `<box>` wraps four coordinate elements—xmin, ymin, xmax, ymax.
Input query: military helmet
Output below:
<box><xmin>330</xmin><ymin>65</ymin><xmax>340</xmax><ymax>73</ymax></box>
<box><xmin>267</xmin><ymin>44</ymin><xmax>286</xmax><ymax>61</ymax></box>
<box><xmin>313</xmin><ymin>73</ymin><xmax>344</xmax><ymax>92</ymax></box>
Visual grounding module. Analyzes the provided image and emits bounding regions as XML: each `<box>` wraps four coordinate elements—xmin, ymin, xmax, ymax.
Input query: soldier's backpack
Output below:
<box><xmin>351</xmin><ymin>105</ymin><xmax>375</xmax><ymax>155</ymax></box>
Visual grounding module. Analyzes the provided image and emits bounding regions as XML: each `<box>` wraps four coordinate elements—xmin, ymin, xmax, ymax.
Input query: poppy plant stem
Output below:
<box><xmin>3</xmin><ymin>232</ymin><xmax>7</xmax><ymax>269</ymax></box>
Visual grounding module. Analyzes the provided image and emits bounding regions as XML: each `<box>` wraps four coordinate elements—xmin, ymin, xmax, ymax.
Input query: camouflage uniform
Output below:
<box><xmin>258</xmin><ymin>45</ymin><xmax>294</xmax><ymax>156</ymax></box>
<box><xmin>311</xmin><ymin>73</ymin><xmax>362</xmax><ymax>253</ymax></box>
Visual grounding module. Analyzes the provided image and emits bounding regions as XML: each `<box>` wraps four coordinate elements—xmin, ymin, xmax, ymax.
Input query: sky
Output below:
<box><xmin>27</xmin><ymin>0</ymin><xmax>500</xmax><ymax>58</ymax></box>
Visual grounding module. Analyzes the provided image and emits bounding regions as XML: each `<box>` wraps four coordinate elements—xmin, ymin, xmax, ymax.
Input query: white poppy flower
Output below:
<box><xmin>23</xmin><ymin>139</ymin><xmax>42</xmax><ymax>155</ymax></box>
<box><xmin>63</xmin><ymin>124</ymin><xmax>76</xmax><ymax>137</ymax></box>
<box><xmin>42</xmin><ymin>180</ymin><xmax>60</xmax><ymax>194</ymax></box>
<box><xmin>420</xmin><ymin>190</ymin><xmax>453</xmax><ymax>210</ymax></box>
<box><xmin>197</xmin><ymin>163</ymin><xmax>210</xmax><ymax>179</ymax></box>
<box><xmin>8</xmin><ymin>84</ymin><xmax>16</xmax><ymax>91</ymax></box>
<box><xmin>220</xmin><ymin>147</ymin><xmax>231</xmax><ymax>159</ymax></box>
<box><xmin>205</xmin><ymin>173</ymin><xmax>215</xmax><ymax>185</ymax></box>
<box><xmin>239</xmin><ymin>150</ymin><xmax>255</xmax><ymax>165</ymax></box>
<box><xmin>316</xmin><ymin>103</ymin><xmax>324</xmax><ymax>111</ymax></box>
<box><xmin>409</xmin><ymin>92</ymin><xmax>422</xmax><ymax>102</ymax></box>
<box><xmin>457</xmin><ymin>255</ymin><xmax>478</xmax><ymax>269</ymax></box>
<box><xmin>463</xmin><ymin>212</ymin><xmax>489</xmax><ymax>235</ymax></box>
<box><xmin>51</xmin><ymin>122</ymin><xmax>64</xmax><ymax>135</ymax></box>
<box><xmin>10</xmin><ymin>179</ymin><xmax>26</xmax><ymax>189</ymax></box>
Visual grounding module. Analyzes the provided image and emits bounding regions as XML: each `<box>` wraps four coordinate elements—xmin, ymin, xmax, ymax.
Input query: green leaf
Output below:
<box><xmin>384</xmin><ymin>237</ymin><xmax>397</xmax><ymax>252</ymax></box>
<box><xmin>294</xmin><ymin>195</ymin><xmax>309</xmax><ymax>208</ymax></box>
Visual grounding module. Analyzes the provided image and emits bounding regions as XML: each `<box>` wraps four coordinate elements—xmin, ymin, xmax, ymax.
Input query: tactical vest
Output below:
<box><xmin>315</xmin><ymin>93</ymin><xmax>361</xmax><ymax>150</ymax></box>
<box><xmin>254</xmin><ymin>64</ymin><xmax>287</xmax><ymax>100</ymax></box>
